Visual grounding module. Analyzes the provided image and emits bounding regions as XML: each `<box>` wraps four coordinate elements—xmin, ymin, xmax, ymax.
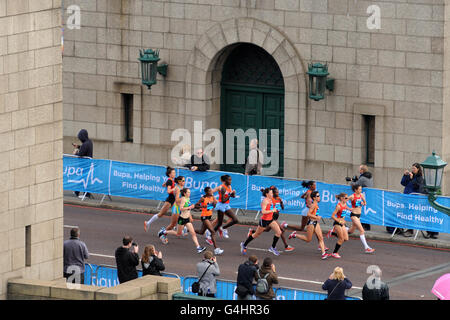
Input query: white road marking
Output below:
<box><xmin>90</xmin><ymin>253</ymin><xmax>115</xmax><ymax>259</ymax></box>
<box><xmin>64</xmin><ymin>225</ymin><xmax>79</xmax><ymax>228</ymax></box>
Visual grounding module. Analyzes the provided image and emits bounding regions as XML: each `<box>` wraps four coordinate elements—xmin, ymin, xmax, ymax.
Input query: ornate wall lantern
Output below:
<box><xmin>421</xmin><ymin>152</ymin><xmax>450</xmax><ymax>216</ymax></box>
<box><xmin>138</xmin><ymin>49</ymin><xmax>168</xmax><ymax>90</ymax></box>
<box><xmin>307</xmin><ymin>63</ymin><xmax>334</xmax><ymax>101</ymax></box>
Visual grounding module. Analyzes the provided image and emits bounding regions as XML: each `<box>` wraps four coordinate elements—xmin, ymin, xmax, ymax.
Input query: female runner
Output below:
<box><xmin>194</xmin><ymin>187</ymin><xmax>224</xmax><ymax>255</ymax></box>
<box><xmin>161</xmin><ymin>188</ymin><xmax>206</xmax><ymax>254</ymax></box>
<box><xmin>144</xmin><ymin>167</ymin><xmax>176</xmax><ymax>232</ymax></box>
<box><xmin>240</xmin><ymin>188</ymin><xmax>283</xmax><ymax>256</ymax></box>
<box><xmin>329</xmin><ymin>193</ymin><xmax>351</xmax><ymax>258</ymax></box>
<box><xmin>211</xmin><ymin>175</ymin><xmax>239</xmax><ymax>238</ymax></box>
<box><xmin>288</xmin><ymin>191</ymin><xmax>330</xmax><ymax>260</ymax></box>
<box><xmin>247</xmin><ymin>186</ymin><xmax>294</xmax><ymax>252</ymax></box>
<box><xmin>347</xmin><ymin>185</ymin><xmax>375</xmax><ymax>254</ymax></box>
<box><xmin>300</xmin><ymin>181</ymin><xmax>316</xmax><ymax>231</ymax></box>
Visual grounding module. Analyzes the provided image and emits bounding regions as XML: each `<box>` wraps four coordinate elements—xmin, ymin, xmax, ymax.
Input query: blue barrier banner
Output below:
<box><xmin>64</xmin><ymin>155</ymin><xmax>450</xmax><ymax>233</ymax></box>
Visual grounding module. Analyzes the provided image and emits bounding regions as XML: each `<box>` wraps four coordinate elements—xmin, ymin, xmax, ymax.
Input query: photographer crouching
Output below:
<box><xmin>346</xmin><ymin>165</ymin><xmax>373</xmax><ymax>231</ymax></box>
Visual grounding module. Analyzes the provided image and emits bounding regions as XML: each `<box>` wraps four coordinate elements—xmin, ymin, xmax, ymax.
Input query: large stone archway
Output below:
<box><xmin>184</xmin><ymin>18</ymin><xmax>308</xmax><ymax>178</ymax></box>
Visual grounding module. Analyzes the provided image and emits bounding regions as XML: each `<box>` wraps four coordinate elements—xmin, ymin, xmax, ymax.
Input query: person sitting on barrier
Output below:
<box><xmin>115</xmin><ymin>236</ymin><xmax>139</xmax><ymax>284</ymax></box>
<box><xmin>235</xmin><ymin>255</ymin><xmax>259</xmax><ymax>300</ymax></box>
<box><xmin>141</xmin><ymin>244</ymin><xmax>165</xmax><ymax>277</ymax></box>
<box><xmin>196</xmin><ymin>250</ymin><xmax>220</xmax><ymax>298</ymax></box>
<box><xmin>240</xmin><ymin>187</ymin><xmax>283</xmax><ymax>256</ymax></box>
<box><xmin>72</xmin><ymin>129</ymin><xmax>93</xmax><ymax>199</ymax></box>
<box><xmin>322</xmin><ymin>267</ymin><xmax>352</xmax><ymax>300</ymax></box>
<box><xmin>162</xmin><ymin>188</ymin><xmax>206</xmax><ymax>254</ymax></box>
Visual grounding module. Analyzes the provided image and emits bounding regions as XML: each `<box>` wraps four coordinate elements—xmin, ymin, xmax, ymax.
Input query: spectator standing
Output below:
<box><xmin>186</xmin><ymin>148</ymin><xmax>210</xmax><ymax>172</ymax></box>
<box><xmin>196</xmin><ymin>251</ymin><xmax>220</xmax><ymax>297</ymax></box>
<box><xmin>399</xmin><ymin>163</ymin><xmax>436</xmax><ymax>238</ymax></box>
<box><xmin>255</xmin><ymin>257</ymin><xmax>278</xmax><ymax>300</ymax></box>
<box><xmin>72</xmin><ymin>129</ymin><xmax>93</xmax><ymax>198</ymax></box>
<box><xmin>349</xmin><ymin>164</ymin><xmax>373</xmax><ymax>231</ymax></box>
<box><xmin>322</xmin><ymin>267</ymin><xmax>352</xmax><ymax>300</ymax></box>
<box><xmin>362</xmin><ymin>266</ymin><xmax>390</xmax><ymax>300</ymax></box>
<box><xmin>235</xmin><ymin>255</ymin><xmax>259</xmax><ymax>300</ymax></box>
<box><xmin>115</xmin><ymin>236</ymin><xmax>139</xmax><ymax>284</ymax></box>
<box><xmin>245</xmin><ymin>139</ymin><xmax>264</xmax><ymax>175</ymax></box>
<box><xmin>141</xmin><ymin>245</ymin><xmax>165</xmax><ymax>276</ymax></box>
<box><xmin>63</xmin><ymin>228</ymin><xmax>89</xmax><ymax>284</ymax></box>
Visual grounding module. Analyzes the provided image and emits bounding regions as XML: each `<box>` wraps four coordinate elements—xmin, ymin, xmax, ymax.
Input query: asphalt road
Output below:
<box><xmin>64</xmin><ymin>204</ymin><xmax>450</xmax><ymax>300</ymax></box>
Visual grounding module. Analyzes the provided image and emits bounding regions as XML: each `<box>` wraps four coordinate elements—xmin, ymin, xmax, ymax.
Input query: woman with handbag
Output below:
<box><xmin>322</xmin><ymin>267</ymin><xmax>352</xmax><ymax>300</ymax></box>
<box><xmin>195</xmin><ymin>251</ymin><xmax>220</xmax><ymax>297</ymax></box>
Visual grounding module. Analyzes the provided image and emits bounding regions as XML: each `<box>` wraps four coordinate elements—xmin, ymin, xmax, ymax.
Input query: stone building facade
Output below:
<box><xmin>62</xmin><ymin>0</ymin><xmax>450</xmax><ymax>194</ymax></box>
<box><xmin>0</xmin><ymin>0</ymin><xmax>64</xmax><ymax>299</ymax></box>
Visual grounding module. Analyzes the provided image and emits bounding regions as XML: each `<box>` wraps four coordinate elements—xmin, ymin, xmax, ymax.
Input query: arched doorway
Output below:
<box><xmin>220</xmin><ymin>43</ymin><xmax>285</xmax><ymax>176</ymax></box>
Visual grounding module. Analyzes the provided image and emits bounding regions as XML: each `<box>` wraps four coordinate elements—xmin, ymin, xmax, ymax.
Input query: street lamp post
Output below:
<box><xmin>420</xmin><ymin>152</ymin><xmax>450</xmax><ymax>216</ymax></box>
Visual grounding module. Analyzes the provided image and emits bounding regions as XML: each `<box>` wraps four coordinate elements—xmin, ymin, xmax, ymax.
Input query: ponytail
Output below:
<box><xmin>166</xmin><ymin>166</ymin><xmax>175</xmax><ymax>177</ymax></box>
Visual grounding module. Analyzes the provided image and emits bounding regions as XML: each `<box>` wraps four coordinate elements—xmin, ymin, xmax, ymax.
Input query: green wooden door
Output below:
<box><xmin>221</xmin><ymin>85</ymin><xmax>284</xmax><ymax>176</ymax></box>
<box><xmin>220</xmin><ymin>43</ymin><xmax>285</xmax><ymax>176</ymax></box>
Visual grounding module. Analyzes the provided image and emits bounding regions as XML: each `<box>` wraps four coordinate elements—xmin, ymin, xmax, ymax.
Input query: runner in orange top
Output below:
<box><xmin>240</xmin><ymin>188</ymin><xmax>283</xmax><ymax>256</ymax></box>
<box><xmin>348</xmin><ymin>185</ymin><xmax>375</xmax><ymax>254</ymax></box>
<box><xmin>210</xmin><ymin>175</ymin><xmax>238</xmax><ymax>238</ymax></box>
<box><xmin>247</xmin><ymin>186</ymin><xmax>294</xmax><ymax>252</ymax></box>
<box><xmin>288</xmin><ymin>191</ymin><xmax>330</xmax><ymax>260</ymax></box>
<box><xmin>328</xmin><ymin>193</ymin><xmax>351</xmax><ymax>259</ymax></box>
<box><xmin>194</xmin><ymin>187</ymin><xmax>223</xmax><ymax>255</ymax></box>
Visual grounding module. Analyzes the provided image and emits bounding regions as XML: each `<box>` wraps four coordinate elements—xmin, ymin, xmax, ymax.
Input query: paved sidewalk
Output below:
<box><xmin>64</xmin><ymin>191</ymin><xmax>450</xmax><ymax>250</ymax></box>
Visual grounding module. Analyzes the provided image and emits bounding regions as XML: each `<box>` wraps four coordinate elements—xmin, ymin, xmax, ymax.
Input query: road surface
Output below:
<box><xmin>64</xmin><ymin>204</ymin><xmax>450</xmax><ymax>300</ymax></box>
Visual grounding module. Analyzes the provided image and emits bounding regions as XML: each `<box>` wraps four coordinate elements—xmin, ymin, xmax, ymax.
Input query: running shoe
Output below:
<box><xmin>221</xmin><ymin>228</ymin><xmax>229</xmax><ymax>239</ymax></box>
<box><xmin>318</xmin><ymin>246</ymin><xmax>329</xmax><ymax>251</ymax></box>
<box><xmin>214</xmin><ymin>248</ymin><xmax>224</xmax><ymax>255</ymax></box>
<box><xmin>280</xmin><ymin>221</ymin><xmax>288</xmax><ymax>229</ymax></box>
<box><xmin>205</xmin><ymin>237</ymin><xmax>214</xmax><ymax>246</ymax></box>
<box><xmin>365</xmin><ymin>248</ymin><xmax>375</xmax><ymax>254</ymax></box>
<box><xmin>268</xmin><ymin>247</ymin><xmax>280</xmax><ymax>256</ymax></box>
<box><xmin>205</xmin><ymin>229</ymin><xmax>211</xmax><ymax>238</ymax></box>
<box><xmin>144</xmin><ymin>221</ymin><xmax>148</xmax><ymax>232</ymax></box>
<box><xmin>182</xmin><ymin>226</ymin><xmax>188</xmax><ymax>236</ymax></box>
<box><xmin>284</xmin><ymin>245</ymin><xmax>295</xmax><ymax>252</ymax></box>
<box><xmin>288</xmin><ymin>231</ymin><xmax>297</xmax><ymax>239</ymax></box>
<box><xmin>247</xmin><ymin>228</ymin><xmax>254</xmax><ymax>238</ymax></box>
<box><xmin>218</xmin><ymin>228</ymin><xmax>223</xmax><ymax>238</ymax></box>
<box><xmin>197</xmin><ymin>246</ymin><xmax>206</xmax><ymax>254</ymax></box>
<box><xmin>321</xmin><ymin>252</ymin><xmax>330</xmax><ymax>260</ymax></box>
<box><xmin>331</xmin><ymin>253</ymin><xmax>341</xmax><ymax>259</ymax></box>
<box><xmin>157</xmin><ymin>227</ymin><xmax>166</xmax><ymax>238</ymax></box>
<box><xmin>240</xmin><ymin>242</ymin><xmax>247</xmax><ymax>255</ymax></box>
<box><xmin>326</xmin><ymin>227</ymin><xmax>334</xmax><ymax>239</ymax></box>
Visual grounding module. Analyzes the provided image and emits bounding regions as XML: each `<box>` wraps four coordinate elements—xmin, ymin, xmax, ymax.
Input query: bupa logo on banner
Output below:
<box><xmin>63</xmin><ymin>157</ymin><xmax>109</xmax><ymax>195</ymax></box>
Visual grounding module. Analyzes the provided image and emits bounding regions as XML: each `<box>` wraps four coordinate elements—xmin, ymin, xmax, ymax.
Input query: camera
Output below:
<box><xmin>345</xmin><ymin>176</ymin><xmax>358</xmax><ymax>182</ymax></box>
<box><xmin>132</xmin><ymin>242</ymin><xmax>138</xmax><ymax>247</ymax></box>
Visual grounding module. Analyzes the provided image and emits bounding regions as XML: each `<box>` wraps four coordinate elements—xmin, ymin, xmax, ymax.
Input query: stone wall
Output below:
<box><xmin>0</xmin><ymin>0</ymin><xmax>63</xmax><ymax>299</ymax></box>
<box><xmin>7</xmin><ymin>275</ymin><xmax>181</xmax><ymax>300</ymax></box>
<box><xmin>62</xmin><ymin>0</ymin><xmax>449</xmax><ymax>194</ymax></box>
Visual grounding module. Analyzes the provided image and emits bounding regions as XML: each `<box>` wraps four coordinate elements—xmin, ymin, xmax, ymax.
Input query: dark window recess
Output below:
<box><xmin>122</xmin><ymin>93</ymin><xmax>133</xmax><ymax>142</ymax></box>
<box><xmin>363</xmin><ymin>115</ymin><xmax>375</xmax><ymax>165</ymax></box>
<box><xmin>25</xmin><ymin>225</ymin><xmax>31</xmax><ymax>267</ymax></box>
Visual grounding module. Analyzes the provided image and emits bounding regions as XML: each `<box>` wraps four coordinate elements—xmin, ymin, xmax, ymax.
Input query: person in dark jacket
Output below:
<box><xmin>399</xmin><ymin>163</ymin><xmax>437</xmax><ymax>238</ymax></box>
<box><xmin>73</xmin><ymin>129</ymin><xmax>93</xmax><ymax>198</ymax></box>
<box><xmin>255</xmin><ymin>257</ymin><xmax>278</xmax><ymax>300</ymax></box>
<box><xmin>322</xmin><ymin>267</ymin><xmax>352</xmax><ymax>300</ymax></box>
<box><xmin>185</xmin><ymin>148</ymin><xmax>210</xmax><ymax>172</ymax></box>
<box><xmin>63</xmin><ymin>228</ymin><xmax>89</xmax><ymax>284</ymax></box>
<box><xmin>235</xmin><ymin>255</ymin><xmax>259</xmax><ymax>300</ymax></box>
<box><xmin>115</xmin><ymin>236</ymin><xmax>139</xmax><ymax>284</ymax></box>
<box><xmin>350</xmin><ymin>165</ymin><xmax>374</xmax><ymax>231</ymax></box>
<box><xmin>362</xmin><ymin>267</ymin><xmax>389</xmax><ymax>300</ymax></box>
<box><xmin>141</xmin><ymin>245</ymin><xmax>165</xmax><ymax>276</ymax></box>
